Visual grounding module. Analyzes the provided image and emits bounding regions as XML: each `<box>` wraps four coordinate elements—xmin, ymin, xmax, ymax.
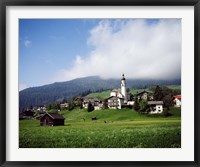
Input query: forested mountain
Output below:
<box><xmin>19</xmin><ymin>76</ymin><xmax>181</xmax><ymax>110</ymax></box>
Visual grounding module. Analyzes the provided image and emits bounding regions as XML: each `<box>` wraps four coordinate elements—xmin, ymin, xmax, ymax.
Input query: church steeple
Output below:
<box><xmin>121</xmin><ymin>74</ymin><xmax>127</xmax><ymax>102</ymax></box>
<box><xmin>121</xmin><ymin>73</ymin><xmax>125</xmax><ymax>80</ymax></box>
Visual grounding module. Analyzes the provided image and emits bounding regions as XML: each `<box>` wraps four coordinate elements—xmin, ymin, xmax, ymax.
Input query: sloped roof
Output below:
<box><xmin>111</xmin><ymin>88</ymin><xmax>121</xmax><ymax>93</ymax></box>
<box><xmin>136</xmin><ymin>90</ymin><xmax>153</xmax><ymax>95</ymax></box>
<box><xmin>40</xmin><ymin>113</ymin><xmax>65</xmax><ymax>120</ymax></box>
<box><xmin>174</xmin><ymin>95</ymin><xmax>181</xmax><ymax>99</ymax></box>
<box><xmin>106</xmin><ymin>96</ymin><xmax>124</xmax><ymax>100</ymax></box>
<box><xmin>148</xmin><ymin>101</ymin><xmax>163</xmax><ymax>105</ymax></box>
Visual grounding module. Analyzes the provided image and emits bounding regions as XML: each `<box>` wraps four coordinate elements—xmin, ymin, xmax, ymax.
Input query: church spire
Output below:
<box><xmin>122</xmin><ymin>73</ymin><xmax>125</xmax><ymax>80</ymax></box>
<box><xmin>121</xmin><ymin>74</ymin><xmax>127</xmax><ymax>102</ymax></box>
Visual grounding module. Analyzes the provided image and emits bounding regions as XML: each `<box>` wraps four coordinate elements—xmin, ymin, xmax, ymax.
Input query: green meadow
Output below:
<box><xmin>19</xmin><ymin>107</ymin><xmax>181</xmax><ymax>148</ymax></box>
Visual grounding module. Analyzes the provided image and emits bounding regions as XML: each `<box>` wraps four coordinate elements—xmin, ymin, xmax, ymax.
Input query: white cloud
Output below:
<box><xmin>24</xmin><ymin>40</ymin><xmax>32</xmax><ymax>47</ymax></box>
<box><xmin>55</xmin><ymin>19</ymin><xmax>181</xmax><ymax>81</ymax></box>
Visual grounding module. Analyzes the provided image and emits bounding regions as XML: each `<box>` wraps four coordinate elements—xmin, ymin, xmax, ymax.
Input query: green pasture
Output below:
<box><xmin>86</xmin><ymin>90</ymin><xmax>111</xmax><ymax>100</ymax></box>
<box><xmin>19</xmin><ymin>107</ymin><xmax>181</xmax><ymax>148</ymax></box>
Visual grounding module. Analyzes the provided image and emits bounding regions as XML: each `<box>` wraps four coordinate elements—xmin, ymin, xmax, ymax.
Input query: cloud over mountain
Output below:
<box><xmin>55</xmin><ymin>19</ymin><xmax>181</xmax><ymax>81</ymax></box>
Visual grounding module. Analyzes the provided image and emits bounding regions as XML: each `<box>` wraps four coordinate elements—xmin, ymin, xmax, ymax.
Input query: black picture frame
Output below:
<box><xmin>0</xmin><ymin>0</ymin><xmax>200</xmax><ymax>166</ymax></box>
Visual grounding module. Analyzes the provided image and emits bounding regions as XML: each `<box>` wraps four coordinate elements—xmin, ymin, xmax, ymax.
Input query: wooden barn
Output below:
<box><xmin>40</xmin><ymin>113</ymin><xmax>65</xmax><ymax>126</ymax></box>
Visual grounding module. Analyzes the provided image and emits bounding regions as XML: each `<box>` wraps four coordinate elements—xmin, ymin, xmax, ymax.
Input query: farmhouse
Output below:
<box><xmin>74</xmin><ymin>97</ymin><xmax>83</xmax><ymax>106</ymax></box>
<box><xmin>106</xmin><ymin>96</ymin><xmax>124</xmax><ymax>109</ymax></box>
<box><xmin>110</xmin><ymin>89</ymin><xmax>124</xmax><ymax>99</ymax></box>
<box><xmin>172</xmin><ymin>95</ymin><xmax>181</xmax><ymax>107</ymax></box>
<box><xmin>82</xmin><ymin>97</ymin><xmax>102</xmax><ymax>110</ymax></box>
<box><xmin>60</xmin><ymin>103</ymin><xmax>69</xmax><ymax>110</ymax></box>
<box><xmin>136</xmin><ymin>90</ymin><xmax>153</xmax><ymax>101</ymax></box>
<box><xmin>148</xmin><ymin>101</ymin><xmax>163</xmax><ymax>114</ymax></box>
<box><xmin>40</xmin><ymin>113</ymin><xmax>65</xmax><ymax>126</ymax></box>
<box><xmin>35</xmin><ymin>106</ymin><xmax>47</xmax><ymax>114</ymax></box>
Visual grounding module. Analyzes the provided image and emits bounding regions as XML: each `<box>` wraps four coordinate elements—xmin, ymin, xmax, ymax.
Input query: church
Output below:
<box><xmin>107</xmin><ymin>74</ymin><xmax>133</xmax><ymax>109</ymax></box>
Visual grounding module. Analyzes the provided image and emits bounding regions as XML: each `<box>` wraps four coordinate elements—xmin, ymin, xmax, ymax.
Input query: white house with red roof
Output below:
<box><xmin>172</xmin><ymin>95</ymin><xmax>181</xmax><ymax>107</ymax></box>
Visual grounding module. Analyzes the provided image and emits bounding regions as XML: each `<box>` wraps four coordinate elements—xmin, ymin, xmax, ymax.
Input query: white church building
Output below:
<box><xmin>107</xmin><ymin>74</ymin><xmax>133</xmax><ymax>109</ymax></box>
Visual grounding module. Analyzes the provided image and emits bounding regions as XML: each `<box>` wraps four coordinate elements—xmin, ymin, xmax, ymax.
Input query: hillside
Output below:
<box><xmin>59</xmin><ymin>107</ymin><xmax>181</xmax><ymax>123</ymax></box>
<box><xmin>86</xmin><ymin>85</ymin><xmax>181</xmax><ymax>100</ymax></box>
<box><xmin>19</xmin><ymin>76</ymin><xmax>181</xmax><ymax>110</ymax></box>
<box><xmin>86</xmin><ymin>90</ymin><xmax>111</xmax><ymax>100</ymax></box>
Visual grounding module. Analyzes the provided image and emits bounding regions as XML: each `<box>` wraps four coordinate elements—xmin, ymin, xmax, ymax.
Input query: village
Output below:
<box><xmin>19</xmin><ymin>74</ymin><xmax>181</xmax><ymax>126</ymax></box>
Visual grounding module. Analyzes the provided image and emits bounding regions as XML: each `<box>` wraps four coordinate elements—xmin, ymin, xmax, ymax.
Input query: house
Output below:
<box><xmin>106</xmin><ymin>96</ymin><xmax>124</xmax><ymax>109</ymax></box>
<box><xmin>136</xmin><ymin>90</ymin><xmax>153</xmax><ymax>101</ymax></box>
<box><xmin>60</xmin><ymin>103</ymin><xmax>69</xmax><ymax>110</ymax></box>
<box><xmin>74</xmin><ymin>97</ymin><xmax>83</xmax><ymax>106</ymax></box>
<box><xmin>82</xmin><ymin>97</ymin><xmax>101</xmax><ymax>109</ymax></box>
<box><xmin>36</xmin><ymin>106</ymin><xmax>47</xmax><ymax>114</ymax></box>
<box><xmin>40</xmin><ymin>113</ymin><xmax>65</xmax><ymax>126</ymax></box>
<box><xmin>110</xmin><ymin>89</ymin><xmax>124</xmax><ymax>98</ymax></box>
<box><xmin>172</xmin><ymin>95</ymin><xmax>181</xmax><ymax>107</ymax></box>
<box><xmin>147</xmin><ymin>101</ymin><xmax>163</xmax><ymax>114</ymax></box>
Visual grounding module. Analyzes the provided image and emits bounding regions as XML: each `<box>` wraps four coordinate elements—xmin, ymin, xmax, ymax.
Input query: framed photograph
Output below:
<box><xmin>1</xmin><ymin>0</ymin><xmax>200</xmax><ymax>166</ymax></box>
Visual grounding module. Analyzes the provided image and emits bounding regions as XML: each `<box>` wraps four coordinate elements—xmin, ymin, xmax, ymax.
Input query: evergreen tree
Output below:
<box><xmin>47</xmin><ymin>104</ymin><xmax>52</xmax><ymax>110</ymax></box>
<box><xmin>80</xmin><ymin>101</ymin><xmax>83</xmax><ymax>109</ymax></box>
<box><xmin>133</xmin><ymin>97</ymin><xmax>140</xmax><ymax>111</ymax></box>
<box><xmin>87</xmin><ymin>101</ymin><xmax>94</xmax><ymax>112</ymax></box>
<box><xmin>153</xmin><ymin>85</ymin><xmax>163</xmax><ymax>101</ymax></box>
<box><xmin>162</xmin><ymin>94</ymin><xmax>172</xmax><ymax>109</ymax></box>
<box><xmin>68</xmin><ymin>100</ymin><xmax>75</xmax><ymax>111</ymax></box>
<box><xmin>102</xmin><ymin>100</ymin><xmax>108</xmax><ymax>109</ymax></box>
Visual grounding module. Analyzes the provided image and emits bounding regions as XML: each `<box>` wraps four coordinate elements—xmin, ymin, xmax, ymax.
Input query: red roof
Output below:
<box><xmin>174</xmin><ymin>95</ymin><xmax>181</xmax><ymax>99</ymax></box>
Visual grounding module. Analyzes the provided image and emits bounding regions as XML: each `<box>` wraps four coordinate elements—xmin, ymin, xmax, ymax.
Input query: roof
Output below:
<box><xmin>40</xmin><ymin>113</ymin><xmax>65</xmax><ymax>120</ymax></box>
<box><xmin>111</xmin><ymin>88</ymin><xmax>121</xmax><ymax>93</ymax></box>
<box><xmin>74</xmin><ymin>97</ymin><xmax>83</xmax><ymax>101</ymax></box>
<box><xmin>174</xmin><ymin>95</ymin><xmax>181</xmax><ymax>99</ymax></box>
<box><xmin>148</xmin><ymin>101</ymin><xmax>163</xmax><ymax>105</ymax></box>
<box><xmin>136</xmin><ymin>90</ymin><xmax>152</xmax><ymax>96</ymax></box>
<box><xmin>106</xmin><ymin>96</ymin><xmax>124</xmax><ymax>100</ymax></box>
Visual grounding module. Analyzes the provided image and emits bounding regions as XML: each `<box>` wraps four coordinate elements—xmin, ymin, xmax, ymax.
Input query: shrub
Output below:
<box><xmin>68</xmin><ymin>100</ymin><xmax>75</xmax><ymax>111</ymax></box>
<box><xmin>139</xmin><ymin>99</ymin><xmax>148</xmax><ymax>112</ymax></box>
<box><xmin>162</xmin><ymin>108</ymin><xmax>169</xmax><ymax>117</ymax></box>
<box><xmin>133</xmin><ymin>98</ymin><xmax>140</xmax><ymax>111</ymax></box>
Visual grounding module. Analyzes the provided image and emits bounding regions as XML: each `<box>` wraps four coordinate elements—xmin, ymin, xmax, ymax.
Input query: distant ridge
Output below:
<box><xmin>19</xmin><ymin>76</ymin><xmax>181</xmax><ymax>110</ymax></box>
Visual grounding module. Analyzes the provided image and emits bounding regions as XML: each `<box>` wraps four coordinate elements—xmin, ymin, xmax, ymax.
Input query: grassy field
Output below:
<box><xmin>86</xmin><ymin>90</ymin><xmax>111</xmax><ymax>100</ymax></box>
<box><xmin>166</xmin><ymin>85</ymin><xmax>181</xmax><ymax>90</ymax></box>
<box><xmin>19</xmin><ymin>107</ymin><xmax>181</xmax><ymax>148</ymax></box>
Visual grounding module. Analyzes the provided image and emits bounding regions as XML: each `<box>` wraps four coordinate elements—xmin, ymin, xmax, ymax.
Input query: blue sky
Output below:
<box><xmin>19</xmin><ymin>19</ymin><xmax>97</xmax><ymax>89</ymax></box>
<box><xmin>19</xmin><ymin>19</ymin><xmax>181</xmax><ymax>91</ymax></box>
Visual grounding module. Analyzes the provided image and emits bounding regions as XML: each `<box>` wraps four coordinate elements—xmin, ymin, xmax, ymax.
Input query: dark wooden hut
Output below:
<box><xmin>40</xmin><ymin>113</ymin><xmax>65</xmax><ymax>126</ymax></box>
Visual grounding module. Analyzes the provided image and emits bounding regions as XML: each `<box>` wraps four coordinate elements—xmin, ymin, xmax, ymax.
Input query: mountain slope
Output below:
<box><xmin>19</xmin><ymin>76</ymin><xmax>181</xmax><ymax>110</ymax></box>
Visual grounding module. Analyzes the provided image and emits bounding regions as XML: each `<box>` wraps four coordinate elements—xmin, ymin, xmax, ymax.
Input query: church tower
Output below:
<box><xmin>121</xmin><ymin>74</ymin><xmax>127</xmax><ymax>102</ymax></box>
